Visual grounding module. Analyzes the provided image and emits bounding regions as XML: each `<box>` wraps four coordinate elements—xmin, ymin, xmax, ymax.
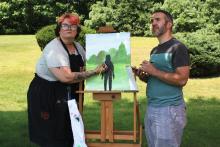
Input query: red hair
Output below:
<box><xmin>57</xmin><ymin>13</ymin><xmax>80</xmax><ymax>25</ymax></box>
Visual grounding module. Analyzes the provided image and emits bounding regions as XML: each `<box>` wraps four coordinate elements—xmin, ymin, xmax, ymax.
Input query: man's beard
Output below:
<box><xmin>152</xmin><ymin>25</ymin><xmax>166</xmax><ymax>37</ymax></box>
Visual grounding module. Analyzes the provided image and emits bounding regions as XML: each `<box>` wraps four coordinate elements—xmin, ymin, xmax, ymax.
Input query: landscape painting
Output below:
<box><xmin>85</xmin><ymin>32</ymin><xmax>138</xmax><ymax>91</ymax></box>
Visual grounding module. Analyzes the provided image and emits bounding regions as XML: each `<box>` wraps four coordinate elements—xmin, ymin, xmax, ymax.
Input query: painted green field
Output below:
<box><xmin>0</xmin><ymin>35</ymin><xmax>220</xmax><ymax>147</ymax></box>
<box><xmin>85</xmin><ymin>64</ymin><xmax>130</xmax><ymax>90</ymax></box>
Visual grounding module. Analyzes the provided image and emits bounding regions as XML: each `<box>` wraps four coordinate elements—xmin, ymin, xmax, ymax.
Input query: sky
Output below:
<box><xmin>85</xmin><ymin>32</ymin><xmax>130</xmax><ymax>59</ymax></box>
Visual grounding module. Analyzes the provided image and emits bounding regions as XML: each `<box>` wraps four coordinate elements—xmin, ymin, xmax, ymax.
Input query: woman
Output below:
<box><xmin>27</xmin><ymin>13</ymin><xmax>106</xmax><ymax>147</ymax></box>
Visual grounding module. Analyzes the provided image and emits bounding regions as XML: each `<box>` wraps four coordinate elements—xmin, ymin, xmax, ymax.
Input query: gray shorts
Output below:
<box><xmin>144</xmin><ymin>103</ymin><xmax>187</xmax><ymax>147</ymax></box>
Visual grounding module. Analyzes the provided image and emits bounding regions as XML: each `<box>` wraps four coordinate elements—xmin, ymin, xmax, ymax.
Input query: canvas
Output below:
<box><xmin>85</xmin><ymin>32</ymin><xmax>138</xmax><ymax>91</ymax></box>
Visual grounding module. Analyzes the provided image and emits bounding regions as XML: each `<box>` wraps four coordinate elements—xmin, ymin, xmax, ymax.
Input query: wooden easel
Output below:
<box><xmin>77</xmin><ymin>26</ymin><xmax>142</xmax><ymax>147</ymax></box>
<box><xmin>78</xmin><ymin>90</ymin><xmax>142</xmax><ymax>147</ymax></box>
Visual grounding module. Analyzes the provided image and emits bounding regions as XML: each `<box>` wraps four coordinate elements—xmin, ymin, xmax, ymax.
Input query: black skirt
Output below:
<box><xmin>27</xmin><ymin>74</ymin><xmax>73</xmax><ymax>146</ymax></box>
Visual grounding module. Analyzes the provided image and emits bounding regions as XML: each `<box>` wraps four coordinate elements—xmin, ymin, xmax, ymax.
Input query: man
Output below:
<box><xmin>133</xmin><ymin>10</ymin><xmax>190</xmax><ymax>147</ymax></box>
<box><xmin>102</xmin><ymin>54</ymin><xmax>115</xmax><ymax>91</ymax></box>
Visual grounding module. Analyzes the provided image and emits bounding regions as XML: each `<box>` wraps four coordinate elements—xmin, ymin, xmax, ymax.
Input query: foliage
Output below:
<box><xmin>0</xmin><ymin>0</ymin><xmax>219</xmax><ymax>36</ymax></box>
<box><xmin>0</xmin><ymin>0</ymin><xmax>64</xmax><ymax>34</ymax></box>
<box><xmin>162</xmin><ymin>0</ymin><xmax>207</xmax><ymax>32</ymax></box>
<box><xmin>85</xmin><ymin>0</ymin><xmax>220</xmax><ymax>36</ymax></box>
<box><xmin>161</xmin><ymin>0</ymin><xmax>220</xmax><ymax>33</ymax></box>
<box><xmin>175</xmin><ymin>30</ymin><xmax>220</xmax><ymax>77</ymax></box>
<box><xmin>0</xmin><ymin>1</ymin><xmax>27</xmax><ymax>34</ymax></box>
<box><xmin>85</xmin><ymin>0</ymin><xmax>153</xmax><ymax>36</ymax></box>
<box><xmin>35</xmin><ymin>24</ymin><xmax>56</xmax><ymax>51</ymax></box>
<box><xmin>0</xmin><ymin>0</ymin><xmax>99</xmax><ymax>34</ymax></box>
<box><xmin>35</xmin><ymin>24</ymin><xmax>96</xmax><ymax>50</ymax></box>
<box><xmin>84</xmin><ymin>2</ymin><xmax>114</xmax><ymax>30</ymax></box>
<box><xmin>203</xmin><ymin>0</ymin><xmax>220</xmax><ymax>25</ymax></box>
<box><xmin>202</xmin><ymin>0</ymin><xmax>220</xmax><ymax>34</ymax></box>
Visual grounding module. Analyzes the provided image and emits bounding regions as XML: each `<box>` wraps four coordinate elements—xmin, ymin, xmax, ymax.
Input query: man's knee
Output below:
<box><xmin>155</xmin><ymin>138</ymin><xmax>179</xmax><ymax>147</ymax></box>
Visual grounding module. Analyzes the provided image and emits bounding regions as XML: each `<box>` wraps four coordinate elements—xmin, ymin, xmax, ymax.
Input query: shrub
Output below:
<box><xmin>35</xmin><ymin>24</ymin><xmax>96</xmax><ymax>50</ymax></box>
<box><xmin>5</xmin><ymin>29</ymin><xmax>17</xmax><ymax>34</ymax></box>
<box><xmin>175</xmin><ymin>29</ymin><xmax>220</xmax><ymax>77</ymax></box>
<box><xmin>35</xmin><ymin>25</ymin><xmax>56</xmax><ymax>50</ymax></box>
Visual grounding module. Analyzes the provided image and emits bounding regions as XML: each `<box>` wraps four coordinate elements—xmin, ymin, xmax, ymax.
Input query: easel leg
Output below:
<box><xmin>101</xmin><ymin>102</ymin><xmax>106</xmax><ymax>142</ymax></box>
<box><xmin>133</xmin><ymin>92</ymin><xmax>137</xmax><ymax>142</ymax></box>
<box><xmin>79</xmin><ymin>93</ymin><xmax>83</xmax><ymax>114</ymax></box>
<box><xmin>106</xmin><ymin>101</ymin><xmax>113</xmax><ymax>142</ymax></box>
<box><xmin>101</xmin><ymin>101</ymin><xmax>114</xmax><ymax>142</ymax></box>
<box><xmin>78</xmin><ymin>67</ymin><xmax>84</xmax><ymax>115</ymax></box>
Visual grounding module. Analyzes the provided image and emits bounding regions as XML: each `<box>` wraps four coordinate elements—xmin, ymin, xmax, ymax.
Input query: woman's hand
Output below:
<box><xmin>95</xmin><ymin>64</ymin><xmax>107</xmax><ymax>74</ymax></box>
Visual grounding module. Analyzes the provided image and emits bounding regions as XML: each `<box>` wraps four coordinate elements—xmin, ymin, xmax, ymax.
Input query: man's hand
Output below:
<box><xmin>140</xmin><ymin>60</ymin><xmax>157</xmax><ymax>76</ymax></box>
<box><xmin>131</xmin><ymin>66</ymin><xmax>148</xmax><ymax>82</ymax></box>
<box><xmin>131</xmin><ymin>66</ymin><xmax>139</xmax><ymax>75</ymax></box>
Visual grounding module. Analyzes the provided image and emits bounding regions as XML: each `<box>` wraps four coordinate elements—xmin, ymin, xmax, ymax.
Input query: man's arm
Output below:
<box><xmin>140</xmin><ymin>61</ymin><xmax>189</xmax><ymax>86</ymax></box>
<box><xmin>153</xmin><ymin>66</ymin><xmax>189</xmax><ymax>86</ymax></box>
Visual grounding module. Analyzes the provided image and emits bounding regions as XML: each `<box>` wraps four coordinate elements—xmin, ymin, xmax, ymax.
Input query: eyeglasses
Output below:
<box><xmin>61</xmin><ymin>24</ymin><xmax>77</xmax><ymax>31</ymax></box>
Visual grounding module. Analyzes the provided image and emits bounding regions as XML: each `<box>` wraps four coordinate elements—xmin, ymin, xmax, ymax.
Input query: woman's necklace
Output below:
<box><xmin>59</xmin><ymin>37</ymin><xmax>76</xmax><ymax>55</ymax></box>
<box><xmin>66</xmin><ymin>44</ymin><xmax>76</xmax><ymax>55</ymax></box>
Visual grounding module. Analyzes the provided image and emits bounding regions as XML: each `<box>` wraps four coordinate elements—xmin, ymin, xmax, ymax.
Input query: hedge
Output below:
<box><xmin>175</xmin><ymin>29</ymin><xmax>220</xmax><ymax>77</ymax></box>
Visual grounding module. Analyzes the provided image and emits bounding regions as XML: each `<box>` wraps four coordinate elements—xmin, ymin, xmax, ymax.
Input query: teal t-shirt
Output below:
<box><xmin>147</xmin><ymin>38</ymin><xmax>190</xmax><ymax>107</ymax></box>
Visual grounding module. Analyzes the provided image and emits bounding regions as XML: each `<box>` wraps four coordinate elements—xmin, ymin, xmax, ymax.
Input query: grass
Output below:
<box><xmin>0</xmin><ymin>35</ymin><xmax>220</xmax><ymax>147</ymax></box>
<box><xmin>0</xmin><ymin>35</ymin><xmax>41</xmax><ymax>147</ymax></box>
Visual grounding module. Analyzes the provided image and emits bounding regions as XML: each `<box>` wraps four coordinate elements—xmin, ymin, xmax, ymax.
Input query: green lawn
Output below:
<box><xmin>0</xmin><ymin>35</ymin><xmax>220</xmax><ymax>147</ymax></box>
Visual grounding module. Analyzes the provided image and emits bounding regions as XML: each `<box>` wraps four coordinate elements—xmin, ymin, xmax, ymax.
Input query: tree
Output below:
<box><xmin>85</xmin><ymin>0</ymin><xmax>153</xmax><ymax>36</ymax></box>
<box><xmin>109</xmin><ymin>48</ymin><xmax>117</xmax><ymax>58</ymax></box>
<box><xmin>87</xmin><ymin>54</ymin><xmax>98</xmax><ymax>64</ymax></box>
<box><xmin>203</xmin><ymin>0</ymin><xmax>220</xmax><ymax>25</ymax></box>
<box><xmin>74</xmin><ymin>0</ymin><xmax>102</xmax><ymax>22</ymax></box>
<box><xmin>162</xmin><ymin>0</ymin><xmax>207</xmax><ymax>33</ymax></box>
<box><xmin>97</xmin><ymin>50</ymin><xmax>107</xmax><ymax>64</ymax></box>
<box><xmin>112</xmin><ymin>42</ymin><xmax>129</xmax><ymax>63</ymax></box>
<box><xmin>0</xmin><ymin>0</ymin><xmax>99</xmax><ymax>34</ymax></box>
<box><xmin>84</xmin><ymin>1</ymin><xmax>114</xmax><ymax>29</ymax></box>
<box><xmin>202</xmin><ymin>0</ymin><xmax>220</xmax><ymax>33</ymax></box>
